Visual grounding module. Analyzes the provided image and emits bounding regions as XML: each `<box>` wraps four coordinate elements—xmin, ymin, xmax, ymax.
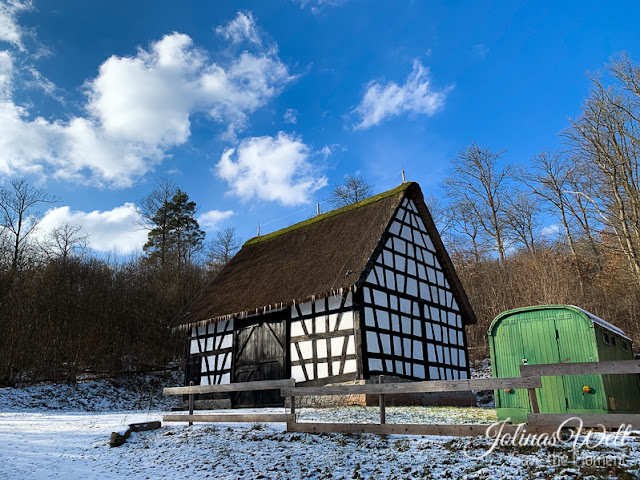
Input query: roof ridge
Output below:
<box><xmin>243</xmin><ymin>182</ymin><xmax>414</xmax><ymax>247</ymax></box>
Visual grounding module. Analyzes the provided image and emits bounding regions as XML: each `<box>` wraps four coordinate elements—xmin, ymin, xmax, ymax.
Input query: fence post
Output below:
<box><xmin>188</xmin><ymin>381</ymin><xmax>194</xmax><ymax>426</ymax></box>
<box><xmin>378</xmin><ymin>376</ymin><xmax>386</xmax><ymax>425</ymax></box>
<box><xmin>520</xmin><ymin>365</ymin><xmax>540</xmax><ymax>414</ymax></box>
<box><xmin>527</xmin><ymin>387</ymin><xmax>540</xmax><ymax>414</ymax></box>
<box><xmin>287</xmin><ymin>378</ymin><xmax>296</xmax><ymax>430</ymax></box>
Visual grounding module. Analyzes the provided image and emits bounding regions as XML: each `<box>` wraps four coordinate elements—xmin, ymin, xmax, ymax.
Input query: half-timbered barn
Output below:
<box><xmin>172</xmin><ymin>182</ymin><xmax>476</xmax><ymax>407</ymax></box>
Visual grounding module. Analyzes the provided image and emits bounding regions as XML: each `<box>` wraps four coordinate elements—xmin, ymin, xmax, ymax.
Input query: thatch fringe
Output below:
<box><xmin>173</xmin><ymin>286</ymin><xmax>355</xmax><ymax>332</ymax></box>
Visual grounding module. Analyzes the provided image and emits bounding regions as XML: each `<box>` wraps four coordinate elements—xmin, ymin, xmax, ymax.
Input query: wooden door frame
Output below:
<box><xmin>230</xmin><ymin>308</ymin><xmax>290</xmax><ymax>407</ymax></box>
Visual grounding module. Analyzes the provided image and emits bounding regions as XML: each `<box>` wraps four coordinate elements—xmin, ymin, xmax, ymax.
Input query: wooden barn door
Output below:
<box><xmin>232</xmin><ymin>309</ymin><xmax>289</xmax><ymax>407</ymax></box>
<box><xmin>519</xmin><ymin>314</ymin><xmax>567</xmax><ymax>415</ymax></box>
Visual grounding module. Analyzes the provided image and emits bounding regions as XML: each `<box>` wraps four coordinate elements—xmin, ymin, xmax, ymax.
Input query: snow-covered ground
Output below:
<box><xmin>0</xmin><ymin>372</ymin><xmax>182</xmax><ymax>412</ymax></box>
<box><xmin>2</xmin><ymin>407</ymin><xmax>640</xmax><ymax>479</ymax></box>
<box><xmin>1</xmin><ymin>367</ymin><xmax>639</xmax><ymax>479</ymax></box>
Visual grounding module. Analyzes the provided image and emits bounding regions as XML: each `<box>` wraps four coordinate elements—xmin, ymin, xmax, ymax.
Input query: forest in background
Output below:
<box><xmin>2</xmin><ymin>54</ymin><xmax>640</xmax><ymax>385</ymax></box>
<box><xmin>0</xmin><ymin>180</ymin><xmax>237</xmax><ymax>386</ymax></box>
<box><xmin>438</xmin><ymin>54</ymin><xmax>640</xmax><ymax>359</ymax></box>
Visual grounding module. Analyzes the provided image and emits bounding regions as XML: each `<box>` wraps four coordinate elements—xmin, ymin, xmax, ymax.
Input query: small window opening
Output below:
<box><xmin>603</xmin><ymin>332</ymin><xmax>610</xmax><ymax>345</ymax></box>
<box><xmin>622</xmin><ymin>341</ymin><xmax>629</xmax><ymax>352</ymax></box>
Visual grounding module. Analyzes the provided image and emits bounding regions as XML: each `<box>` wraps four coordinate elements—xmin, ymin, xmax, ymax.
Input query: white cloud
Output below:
<box><xmin>0</xmin><ymin>13</ymin><xmax>293</xmax><ymax>187</ymax></box>
<box><xmin>215</xmin><ymin>12</ymin><xmax>261</xmax><ymax>46</ymax></box>
<box><xmin>36</xmin><ymin>203</ymin><xmax>148</xmax><ymax>254</ymax></box>
<box><xmin>216</xmin><ymin>132</ymin><xmax>327</xmax><ymax>206</ymax></box>
<box><xmin>352</xmin><ymin>60</ymin><xmax>450</xmax><ymax>130</ymax></box>
<box><xmin>293</xmin><ymin>0</ymin><xmax>347</xmax><ymax>13</ymax></box>
<box><xmin>283</xmin><ymin>108</ymin><xmax>297</xmax><ymax>124</ymax></box>
<box><xmin>0</xmin><ymin>0</ymin><xmax>31</xmax><ymax>48</ymax></box>
<box><xmin>198</xmin><ymin>209</ymin><xmax>234</xmax><ymax>231</ymax></box>
<box><xmin>540</xmin><ymin>224</ymin><xmax>561</xmax><ymax>238</ymax></box>
<box><xmin>0</xmin><ymin>49</ymin><xmax>13</xmax><ymax>95</ymax></box>
<box><xmin>25</xmin><ymin>66</ymin><xmax>63</xmax><ymax>101</ymax></box>
<box><xmin>472</xmin><ymin>43</ymin><xmax>489</xmax><ymax>60</ymax></box>
<box><xmin>320</xmin><ymin>145</ymin><xmax>331</xmax><ymax>158</ymax></box>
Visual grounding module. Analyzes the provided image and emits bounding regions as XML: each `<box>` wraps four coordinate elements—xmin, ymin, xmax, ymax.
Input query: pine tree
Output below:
<box><xmin>168</xmin><ymin>190</ymin><xmax>205</xmax><ymax>272</ymax></box>
<box><xmin>143</xmin><ymin>188</ymin><xmax>205</xmax><ymax>273</ymax></box>
<box><xmin>139</xmin><ymin>179</ymin><xmax>177</xmax><ymax>270</ymax></box>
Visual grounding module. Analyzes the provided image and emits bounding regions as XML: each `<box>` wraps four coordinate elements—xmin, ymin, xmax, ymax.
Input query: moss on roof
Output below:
<box><xmin>244</xmin><ymin>182</ymin><xmax>413</xmax><ymax>247</ymax></box>
<box><xmin>173</xmin><ymin>184</ymin><xmax>407</xmax><ymax>328</ymax></box>
<box><xmin>172</xmin><ymin>180</ymin><xmax>477</xmax><ymax>329</ymax></box>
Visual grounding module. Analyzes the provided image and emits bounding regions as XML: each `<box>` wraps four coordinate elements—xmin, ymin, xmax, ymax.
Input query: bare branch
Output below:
<box><xmin>329</xmin><ymin>175</ymin><xmax>373</xmax><ymax>207</ymax></box>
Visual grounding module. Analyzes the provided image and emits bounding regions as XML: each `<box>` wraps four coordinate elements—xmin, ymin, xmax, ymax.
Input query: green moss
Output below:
<box><xmin>243</xmin><ymin>182</ymin><xmax>413</xmax><ymax>247</ymax></box>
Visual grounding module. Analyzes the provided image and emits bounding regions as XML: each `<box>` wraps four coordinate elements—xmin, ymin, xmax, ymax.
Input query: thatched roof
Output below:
<box><xmin>172</xmin><ymin>182</ymin><xmax>476</xmax><ymax>330</ymax></box>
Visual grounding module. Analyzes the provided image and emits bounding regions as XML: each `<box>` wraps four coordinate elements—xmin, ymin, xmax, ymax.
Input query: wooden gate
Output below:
<box><xmin>232</xmin><ymin>309</ymin><xmax>289</xmax><ymax>407</ymax></box>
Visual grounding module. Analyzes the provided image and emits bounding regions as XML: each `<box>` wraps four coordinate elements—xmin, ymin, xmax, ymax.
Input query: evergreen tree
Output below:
<box><xmin>143</xmin><ymin>188</ymin><xmax>205</xmax><ymax>273</ymax></box>
<box><xmin>139</xmin><ymin>179</ymin><xmax>176</xmax><ymax>270</ymax></box>
<box><xmin>168</xmin><ymin>189</ymin><xmax>206</xmax><ymax>272</ymax></box>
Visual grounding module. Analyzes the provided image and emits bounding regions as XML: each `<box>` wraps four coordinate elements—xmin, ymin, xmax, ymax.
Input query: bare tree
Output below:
<box><xmin>564</xmin><ymin>54</ymin><xmax>640</xmax><ymax>279</ymax></box>
<box><xmin>504</xmin><ymin>193</ymin><xmax>541</xmax><ymax>254</ymax></box>
<box><xmin>207</xmin><ymin>227</ymin><xmax>241</xmax><ymax>271</ymax></box>
<box><xmin>0</xmin><ymin>179</ymin><xmax>58</xmax><ymax>271</ymax></box>
<box><xmin>423</xmin><ymin>194</ymin><xmax>451</xmax><ymax>236</ymax></box>
<box><xmin>329</xmin><ymin>175</ymin><xmax>373</xmax><ymax>207</ymax></box>
<box><xmin>444</xmin><ymin>143</ymin><xmax>512</xmax><ymax>263</ymax></box>
<box><xmin>522</xmin><ymin>152</ymin><xmax>579</xmax><ymax>258</ymax></box>
<box><xmin>563</xmin><ymin>160</ymin><xmax>603</xmax><ymax>262</ymax></box>
<box><xmin>40</xmin><ymin>223</ymin><xmax>89</xmax><ymax>262</ymax></box>
<box><xmin>447</xmin><ymin>200</ymin><xmax>488</xmax><ymax>263</ymax></box>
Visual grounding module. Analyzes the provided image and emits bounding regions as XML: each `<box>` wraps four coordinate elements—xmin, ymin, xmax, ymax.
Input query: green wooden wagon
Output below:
<box><xmin>488</xmin><ymin>305</ymin><xmax>640</xmax><ymax>423</ymax></box>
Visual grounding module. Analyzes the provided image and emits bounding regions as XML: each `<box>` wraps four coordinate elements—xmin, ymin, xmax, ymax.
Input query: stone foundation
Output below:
<box><xmin>286</xmin><ymin>379</ymin><xmax>369</xmax><ymax>408</ymax></box>
<box><xmin>193</xmin><ymin>398</ymin><xmax>232</xmax><ymax>409</ymax></box>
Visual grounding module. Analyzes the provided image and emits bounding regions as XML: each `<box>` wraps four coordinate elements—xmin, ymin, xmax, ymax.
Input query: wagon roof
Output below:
<box><xmin>570</xmin><ymin>306</ymin><xmax>630</xmax><ymax>340</ymax></box>
<box><xmin>171</xmin><ymin>182</ymin><xmax>475</xmax><ymax>330</ymax></box>
<box><xmin>488</xmin><ymin>304</ymin><xmax>630</xmax><ymax>341</ymax></box>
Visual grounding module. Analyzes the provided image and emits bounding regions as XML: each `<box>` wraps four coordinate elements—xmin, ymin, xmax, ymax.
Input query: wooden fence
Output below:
<box><xmin>162</xmin><ymin>360</ymin><xmax>640</xmax><ymax>436</ymax></box>
<box><xmin>164</xmin><ymin>376</ymin><xmax>545</xmax><ymax>435</ymax></box>
<box><xmin>521</xmin><ymin>359</ymin><xmax>640</xmax><ymax>428</ymax></box>
<box><xmin>163</xmin><ymin>379</ymin><xmax>296</xmax><ymax>426</ymax></box>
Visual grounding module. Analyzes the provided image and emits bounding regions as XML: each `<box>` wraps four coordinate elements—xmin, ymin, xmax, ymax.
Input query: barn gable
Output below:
<box><xmin>359</xmin><ymin>195</ymin><xmax>471</xmax><ymax>381</ymax></box>
<box><xmin>175</xmin><ymin>182</ymin><xmax>475</xmax><ymax>397</ymax></box>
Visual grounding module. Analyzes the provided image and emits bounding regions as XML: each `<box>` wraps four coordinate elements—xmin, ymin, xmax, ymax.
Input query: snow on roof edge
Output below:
<box><xmin>571</xmin><ymin>305</ymin><xmax>631</xmax><ymax>341</ymax></box>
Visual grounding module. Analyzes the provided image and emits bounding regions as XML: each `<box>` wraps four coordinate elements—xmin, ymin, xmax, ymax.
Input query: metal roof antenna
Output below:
<box><xmin>402</xmin><ymin>170</ymin><xmax>406</xmax><ymax>183</ymax></box>
<box><xmin>317</xmin><ymin>203</ymin><xmax>320</xmax><ymax>216</ymax></box>
<box><xmin>257</xmin><ymin>224</ymin><xmax>261</xmax><ymax>236</ymax></box>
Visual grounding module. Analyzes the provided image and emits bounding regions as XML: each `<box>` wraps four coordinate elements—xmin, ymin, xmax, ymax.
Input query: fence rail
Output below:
<box><xmin>163</xmin><ymin>379</ymin><xmax>294</xmax><ymax>396</ymax></box>
<box><xmin>163</xmin><ymin>413</ymin><xmax>296</xmax><ymax>424</ymax></box>
<box><xmin>162</xmin><ymin>360</ymin><xmax>640</xmax><ymax>435</ymax></box>
<box><xmin>281</xmin><ymin>376</ymin><xmax>541</xmax><ymax>397</ymax></box>
<box><xmin>520</xmin><ymin>359</ymin><xmax>640</xmax><ymax>377</ymax></box>
<box><xmin>163</xmin><ymin>379</ymin><xmax>296</xmax><ymax>425</ymax></box>
<box><xmin>527</xmin><ymin>413</ymin><xmax>640</xmax><ymax>428</ymax></box>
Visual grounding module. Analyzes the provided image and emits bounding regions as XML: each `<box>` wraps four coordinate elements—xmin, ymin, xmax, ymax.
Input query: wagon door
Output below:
<box><xmin>493</xmin><ymin>319</ymin><xmax>529</xmax><ymax>415</ymax></box>
<box><xmin>232</xmin><ymin>309</ymin><xmax>288</xmax><ymax>407</ymax></box>
<box><xmin>555</xmin><ymin>312</ymin><xmax>606</xmax><ymax>413</ymax></box>
<box><xmin>519</xmin><ymin>312</ymin><xmax>567</xmax><ymax>414</ymax></box>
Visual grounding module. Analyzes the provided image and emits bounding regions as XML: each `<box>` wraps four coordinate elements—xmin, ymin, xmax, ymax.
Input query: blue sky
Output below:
<box><xmin>1</xmin><ymin>0</ymin><xmax>639</xmax><ymax>254</ymax></box>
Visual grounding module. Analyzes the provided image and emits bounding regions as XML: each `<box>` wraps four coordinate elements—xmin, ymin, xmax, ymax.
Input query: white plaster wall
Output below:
<box><xmin>290</xmin><ymin>293</ymin><xmax>357</xmax><ymax>382</ymax></box>
<box><xmin>190</xmin><ymin>319</ymin><xmax>234</xmax><ymax>386</ymax></box>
